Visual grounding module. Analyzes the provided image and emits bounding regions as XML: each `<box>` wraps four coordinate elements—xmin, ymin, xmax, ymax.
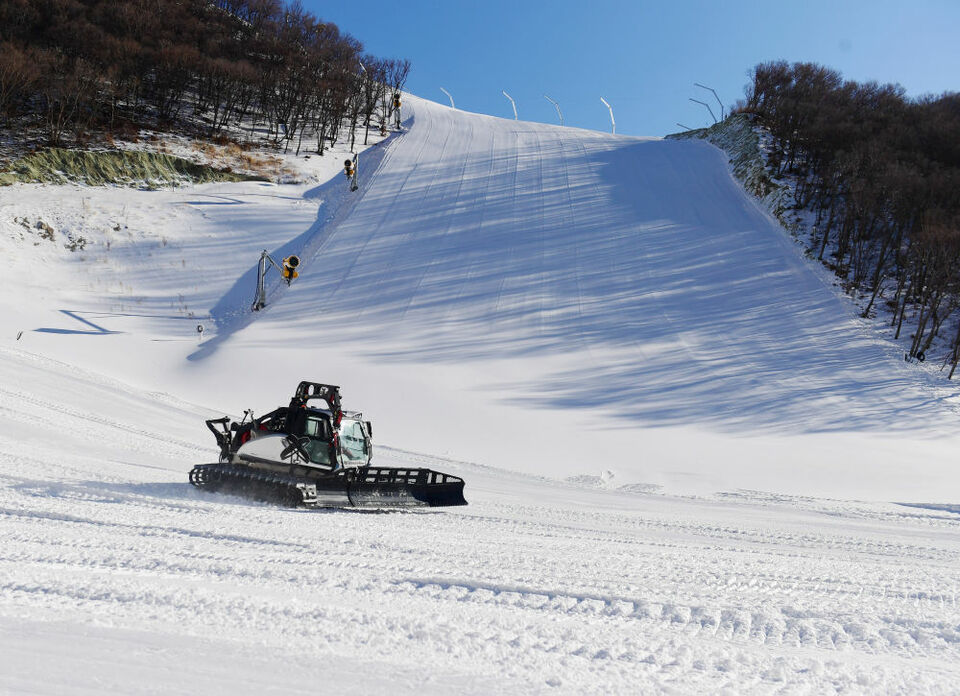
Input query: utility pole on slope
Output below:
<box><xmin>502</xmin><ymin>91</ymin><xmax>518</xmax><ymax>120</ymax></box>
<box><xmin>689</xmin><ymin>98</ymin><xmax>717</xmax><ymax>124</ymax></box>
<box><xmin>544</xmin><ymin>95</ymin><xmax>563</xmax><ymax>126</ymax></box>
<box><xmin>600</xmin><ymin>97</ymin><xmax>615</xmax><ymax>134</ymax></box>
<box><xmin>694</xmin><ymin>82</ymin><xmax>724</xmax><ymax>120</ymax></box>
<box><xmin>439</xmin><ymin>87</ymin><xmax>455</xmax><ymax>109</ymax></box>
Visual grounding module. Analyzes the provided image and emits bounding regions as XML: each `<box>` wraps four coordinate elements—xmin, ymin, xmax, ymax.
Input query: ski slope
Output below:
<box><xmin>2</xmin><ymin>95</ymin><xmax>960</xmax><ymax>693</ymax></box>
<box><xmin>205</xmin><ymin>95</ymin><xmax>958</xmax><ymax>498</ymax></box>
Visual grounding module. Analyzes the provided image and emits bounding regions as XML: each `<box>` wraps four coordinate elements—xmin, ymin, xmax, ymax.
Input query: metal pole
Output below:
<box><xmin>502</xmin><ymin>90</ymin><xmax>518</xmax><ymax>120</ymax></box>
<box><xmin>694</xmin><ymin>82</ymin><xmax>724</xmax><ymax>120</ymax></box>
<box><xmin>600</xmin><ymin>97</ymin><xmax>615</xmax><ymax>134</ymax></box>
<box><xmin>676</xmin><ymin>123</ymin><xmax>693</xmax><ymax>131</ymax></box>
<box><xmin>544</xmin><ymin>94</ymin><xmax>563</xmax><ymax>125</ymax></box>
<box><xmin>439</xmin><ymin>87</ymin><xmax>455</xmax><ymax>109</ymax></box>
<box><xmin>689</xmin><ymin>98</ymin><xmax>717</xmax><ymax>124</ymax></box>
<box><xmin>252</xmin><ymin>251</ymin><xmax>267</xmax><ymax>311</ymax></box>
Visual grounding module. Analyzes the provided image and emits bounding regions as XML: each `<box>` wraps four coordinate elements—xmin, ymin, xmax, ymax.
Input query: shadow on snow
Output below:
<box><xmin>247</xmin><ymin>128</ymin><xmax>955</xmax><ymax>434</ymax></box>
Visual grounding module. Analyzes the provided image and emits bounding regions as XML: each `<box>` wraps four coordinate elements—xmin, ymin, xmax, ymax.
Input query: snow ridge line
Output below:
<box><xmin>393</xmin><ymin>577</ymin><xmax>960</xmax><ymax>654</ymax></box>
<box><xmin>463</xmin><ymin>503</ymin><xmax>960</xmax><ymax>563</ymax></box>
<box><xmin>0</xmin><ymin>505</ymin><xmax>312</xmax><ymax>548</ymax></box>
<box><xmin>297</xmin><ymin>121</ymin><xmax>411</xmax><ymax>274</ymax></box>
<box><xmin>189</xmin><ymin>120</ymin><xmax>410</xmax><ymax>358</ymax></box>
<box><xmin>0</xmin><ymin>385</ymin><xmax>205</xmax><ymax>454</ymax></box>
<box><xmin>0</xmin><ymin>344</ymin><xmax>212</xmax><ymax>416</ymax></box>
<box><xmin>3</xmin><ymin>567</ymin><xmax>958</xmax><ymax>661</ymax></box>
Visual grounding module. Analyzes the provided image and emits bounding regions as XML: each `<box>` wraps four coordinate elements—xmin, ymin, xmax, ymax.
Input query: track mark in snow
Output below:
<box><xmin>0</xmin><ymin>505</ymin><xmax>311</xmax><ymax>548</ymax></box>
<box><xmin>0</xmin><ymin>386</ymin><xmax>206</xmax><ymax>455</ymax></box>
<box><xmin>393</xmin><ymin>577</ymin><xmax>960</xmax><ymax>657</ymax></box>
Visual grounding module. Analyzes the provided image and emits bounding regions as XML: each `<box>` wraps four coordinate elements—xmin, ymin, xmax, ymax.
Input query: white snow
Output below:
<box><xmin>1</xmin><ymin>94</ymin><xmax>959</xmax><ymax>694</ymax></box>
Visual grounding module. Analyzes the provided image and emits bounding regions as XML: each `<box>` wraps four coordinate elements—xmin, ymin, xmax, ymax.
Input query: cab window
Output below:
<box><xmin>341</xmin><ymin>421</ymin><xmax>367</xmax><ymax>462</ymax></box>
<box><xmin>300</xmin><ymin>415</ymin><xmax>332</xmax><ymax>466</ymax></box>
<box><xmin>303</xmin><ymin>416</ymin><xmax>327</xmax><ymax>439</ymax></box>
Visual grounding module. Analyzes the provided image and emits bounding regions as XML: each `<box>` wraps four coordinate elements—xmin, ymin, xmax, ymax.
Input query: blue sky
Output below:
<box><xmin>304</xmin><ymin>0</ymin><xmax>960</xmax><ymax>137</ymax></box>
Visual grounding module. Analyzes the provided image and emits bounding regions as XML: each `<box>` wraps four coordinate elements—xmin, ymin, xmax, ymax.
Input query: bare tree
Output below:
<box><xmin>0</xmin><ymin>42</ymin><xmax>41</xmax><ymax>122</ymax></box>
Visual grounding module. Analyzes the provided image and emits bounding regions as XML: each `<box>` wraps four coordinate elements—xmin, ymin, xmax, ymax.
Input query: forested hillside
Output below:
<box><xmin>0</xmin><ymin>0</ymin><xmax>408</xmax><ymax>153</ymax></box>
<box><xmin>734</xmin><ymin>61</ymin><xmax>960</xmax><ymax>375</ymax></box>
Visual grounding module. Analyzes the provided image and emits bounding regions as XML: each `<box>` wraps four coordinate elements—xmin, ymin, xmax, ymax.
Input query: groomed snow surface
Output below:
<box><xmin>2</xmin><ymin>95</ymin><xmax>959</xmax><ymax>694</ymax></box>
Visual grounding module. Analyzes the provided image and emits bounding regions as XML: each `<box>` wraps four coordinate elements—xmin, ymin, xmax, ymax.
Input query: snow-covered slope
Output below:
<box><xmin>14</xmin><ymin>94</ymin><xmax>952</xmax><ymax>497</ymax></box>
<box><xmin>2</xmin><ymin>95</ymin><xmax>960</xmax><ymax>693</ymax></box>
<box><xmin>220</xmin><ymin>97</ymin><xmax>960</xmax><ymax>499</ymax></box>
<box><xmin>3</xmin><ymin>342</ymin><xmax>960</xmax><ymax>695</ymax></box>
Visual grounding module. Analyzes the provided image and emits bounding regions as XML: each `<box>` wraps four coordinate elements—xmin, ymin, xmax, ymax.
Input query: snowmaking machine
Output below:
<box><xmin>189</xmin><ymin>381</ymin><xmax>467</xmax><ymax>509</ymax></box>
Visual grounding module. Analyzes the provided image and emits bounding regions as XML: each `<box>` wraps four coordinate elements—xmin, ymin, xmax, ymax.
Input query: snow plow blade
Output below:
<box><xmin>189</xmin><ymin>463</ymin><xmax>467</xmax><ymax>509</ymax></box>
<box><xmin>340</xmin><ymin>467</ymin><xmax>467</xmax><ymax>508</ymax></box>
